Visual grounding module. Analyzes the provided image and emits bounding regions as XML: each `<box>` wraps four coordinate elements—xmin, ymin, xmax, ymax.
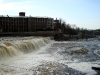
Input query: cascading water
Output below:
<box><xmin>0</xmin><ymin>37</ymin><xmax>53</xmax><ymax>75</ymax></box>
<box><xmin>0</xmin><ymin>37</ymin><xmax>51</xmax><ymax>58</ymax></box>
<box><xmin>0</xmin><ymin>37</ymin><xmax>100</xmax><ymax>75</ymax></box>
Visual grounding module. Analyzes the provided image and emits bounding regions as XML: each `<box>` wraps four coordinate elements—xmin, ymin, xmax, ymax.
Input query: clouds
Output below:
<box><xmin>0</xmin><ymin>0</ymin><xmax>58</xmax><ymax>17</ymax></box>
<box><xmin>0</xmin><ymin>0</ymin><xmax>33</xmax><ymax>15</ymax></box>
<box><xmin>0</xmin><ymin>0</ymin><xmax>100</xmax><ymax>29</ymax></box>
<box><xmin>0</xmin><ymin>0</ymin><xmax>3</xmax><ymax>2</ymax></box>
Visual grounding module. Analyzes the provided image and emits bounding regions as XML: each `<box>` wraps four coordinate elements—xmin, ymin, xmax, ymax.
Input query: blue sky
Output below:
<box><xmin>0</xmin><ymin>0</ymin><xmax>100</xmax><ymax>29</ymax></box>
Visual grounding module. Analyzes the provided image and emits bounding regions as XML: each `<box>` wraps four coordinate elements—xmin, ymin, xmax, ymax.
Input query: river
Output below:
<box><xmin>0</xmin><ymin>37</ymin><xmax>100</xmax><ymax>75</ymax></box>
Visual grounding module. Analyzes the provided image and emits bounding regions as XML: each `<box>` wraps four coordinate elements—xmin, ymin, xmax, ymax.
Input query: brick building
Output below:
<box><xmin>28</xmin><ymin>17</ymin><xmax>53</xmax><ymax>32</ymax></box>
<box><xmin>0</xmin><ymin>12</ymin><xmax>28</xmax><ymax>32</ymax></box>
<box><xmin>0</xmin><ymin>12</ymin><xmax>54</xmax><ymax>32</ymax></box>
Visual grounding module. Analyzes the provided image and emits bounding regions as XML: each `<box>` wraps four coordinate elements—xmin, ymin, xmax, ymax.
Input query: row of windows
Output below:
<box><xmin>0</xmin><ymin>20</ymin><xmax>52</xmax><ymax>23</ymax></box>
<box><xmin>1</xmin><ymin>22</ymin><xmax>27</xmax><ymax>24</ymax></box>
<box><xmin>0</xmin><ymin>17</ymin><xmax>27</xmax><ymax>20</ymax></box>
<box><xmin>31</xmin><ymin>25</ymin><xmax>46</xmax><ymax>27</ymax></box>
<box><xmin>2</xmin><ymin>23</ymin><xmax>27</xmax><ymax>26</ymax></box>
<box><xmin>0</xmin><ymin>19</ymin><xmax>53</xmax><ymax>24</ymax></box>
<box><xmin>0</xmin><ymin>17</ymin><xmax>53</xmax><ymax>21</ymax></box>
<box><xmin>30</xmin><ymin>18</ymin><xmax>48</xmax><ymax>20</ymax></box>
<box><xmin>29</xmin><ymin>20</ymin><xmax>53</xmax><ymax>22</ymax></box>
<box><xmin>32</xmin><ymin>22</ymin><xmax>47</xmax><ymax>24</ymax></box>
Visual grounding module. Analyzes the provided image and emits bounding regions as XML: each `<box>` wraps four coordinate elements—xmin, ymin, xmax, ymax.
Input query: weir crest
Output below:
<box><xmin>0</xmin><ymin>37</ymin><xmax>51</xmax><ymax>58</ymax></box>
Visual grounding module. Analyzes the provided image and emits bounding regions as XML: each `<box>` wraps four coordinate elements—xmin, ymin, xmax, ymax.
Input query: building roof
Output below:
<box><xmin>0</xmin><ymin>15</ymin><xmax>53</xmax><ymax>19</ymax></box>
<box><xmin>0</xmin><ymin>15</ymin><xmax>28</xmax><ymax>18</ymax></box>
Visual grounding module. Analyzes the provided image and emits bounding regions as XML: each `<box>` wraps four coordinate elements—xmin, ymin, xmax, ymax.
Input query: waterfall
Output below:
<box><xmin>0</xmin><ymin>37</ymin><xmax>51</xmax><ymax>58</ymax></box>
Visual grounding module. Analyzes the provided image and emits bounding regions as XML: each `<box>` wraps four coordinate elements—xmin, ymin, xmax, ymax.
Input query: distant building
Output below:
<box><xmin>28</xmin><ymin>17</ymin><xmax>53</xmax><ymax>32</ymax></box>
<box><xmin>0</xmin><ymin>12</ymin><xmax>54</xmax><ymax>32</ymax></box>
<box><xmin>54</xmin><ymin>18</ymin><xmax>61</xmax><ymax>31</ymax></box>
<box><xmin>0</xmin><ymin>12</ymin><xmax>28</xmax><ymax>32</ymax></box>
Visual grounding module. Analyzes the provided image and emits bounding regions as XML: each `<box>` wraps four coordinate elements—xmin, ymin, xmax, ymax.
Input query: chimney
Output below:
<box><xmin>19</xmin><ymin>12</ymin><xmax>25</xmax><ymax>16</ymax></box>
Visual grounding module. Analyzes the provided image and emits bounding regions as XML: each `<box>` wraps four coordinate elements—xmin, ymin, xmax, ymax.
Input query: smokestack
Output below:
<box><xmin>19</xmin><ymin>12</ymin><xmax>25</xmax><ymax>16</ymax></box>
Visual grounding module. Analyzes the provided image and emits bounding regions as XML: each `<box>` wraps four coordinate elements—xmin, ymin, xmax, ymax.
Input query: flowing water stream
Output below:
<box><xmin>0</xmin><ymin>37</ymin><xmax>100</xmax><ymax>75</ymax></box>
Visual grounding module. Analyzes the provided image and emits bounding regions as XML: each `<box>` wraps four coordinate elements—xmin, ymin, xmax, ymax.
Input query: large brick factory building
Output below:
<box><xmin>0</xmin><ymin>12</ymin><xmax>54</xmax><ymax>32</ymax></box>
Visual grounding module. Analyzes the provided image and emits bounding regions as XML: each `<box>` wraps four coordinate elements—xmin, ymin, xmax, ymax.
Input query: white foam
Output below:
<box><xmin>67</xmin><ymin>62</ymin><xmax>99</xmax><ymax>75</ymax></box>
<box><xmin>0</xmin><ymin>43</ymin><xmax>53</xmax><ymax>75</ymax></box>
<box><xmin>0</xmin><ymin>38</ymin><xmax>100</xmax><ymax>75</ymax></box>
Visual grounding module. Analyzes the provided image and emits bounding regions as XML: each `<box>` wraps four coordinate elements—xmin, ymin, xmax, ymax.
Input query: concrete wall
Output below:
<box><xmin>0</xmin><ymin>31</ymin><xmax>59</xmax><ymax>37</ymax></box>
